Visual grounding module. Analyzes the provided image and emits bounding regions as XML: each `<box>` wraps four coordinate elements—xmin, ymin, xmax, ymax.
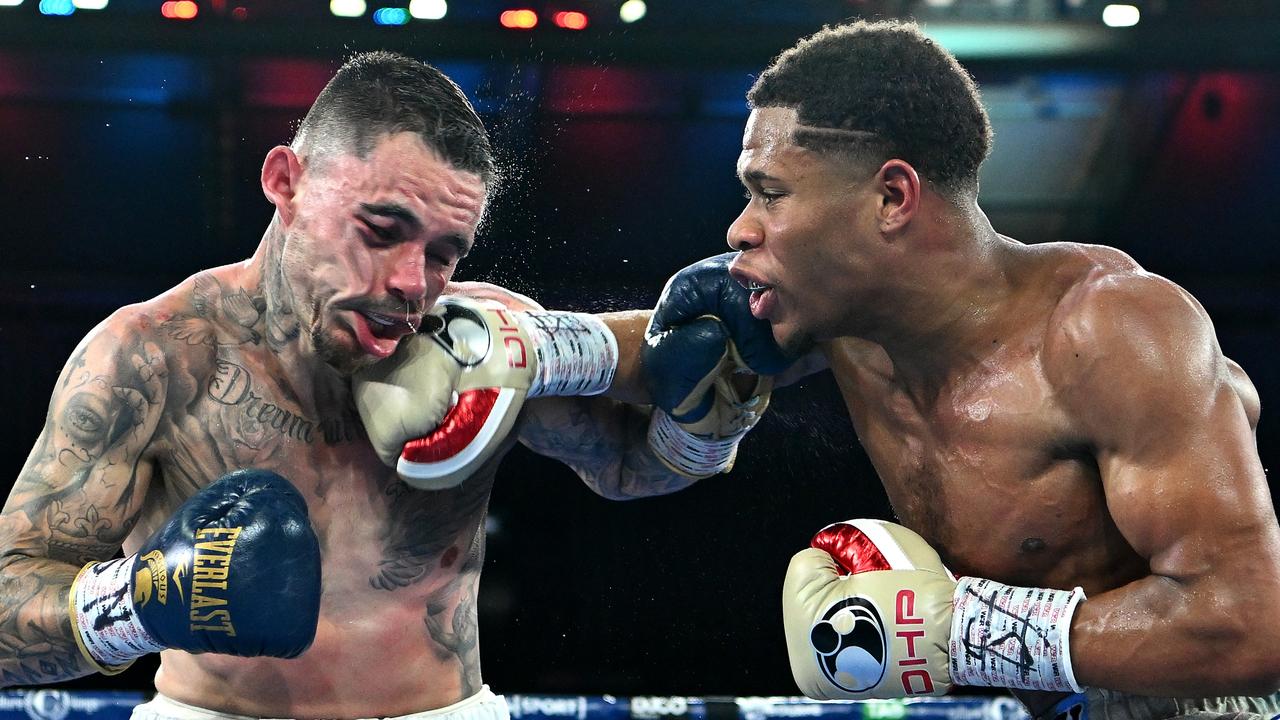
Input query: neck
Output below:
<box><xmin>243</xmin><ymin>217</ymin><xmax>349</xmax><ymax>415</ymax></box>
<box><xmin>839</xmin><ymin>210</ymin><xmax>1025</xmax><ymax>401</ymax></box>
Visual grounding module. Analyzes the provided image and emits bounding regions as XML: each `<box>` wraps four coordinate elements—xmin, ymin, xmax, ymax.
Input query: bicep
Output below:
<box><xmin>1098</xmin><ymin>379</ymin><xmax>1270</xmax><ymax>577</ymax></box>
<box><xmin>1055</xmin><ymin>278</ymin><xmax>1275</xmax><ymax>577</ymax></box>
<box><xmin>1</xmin><ymin>322</ymin><xmax>168</xmax><ymax>566</ymax></box>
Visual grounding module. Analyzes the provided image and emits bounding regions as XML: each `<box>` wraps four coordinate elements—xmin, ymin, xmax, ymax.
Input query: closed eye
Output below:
<box><xmin>426</xmin><ymin>250</ymin><xmax>454</xmax><ymax>266</ymax></box>
<box><xmin>360</xmin><ymin>220</ymin><xmax>398</xmax><ymax>244</ymax></box>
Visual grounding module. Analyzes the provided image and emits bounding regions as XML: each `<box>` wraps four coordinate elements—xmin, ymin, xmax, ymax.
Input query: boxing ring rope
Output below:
<box><xmin>0</xmin><ymin>692</ymin><xmax>1030</xmax><ymax>720</ymax></box>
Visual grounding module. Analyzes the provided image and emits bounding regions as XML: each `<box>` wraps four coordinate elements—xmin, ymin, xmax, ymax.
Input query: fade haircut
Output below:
<box><xmin>292</xmin><ymin>51</ymin><xmax>497</xmax><ymax>197</ymax></box>
<box><xmin>748</xmin><ymin>20</ymin><xmax>992</xmax><ymax>198</ymax></box>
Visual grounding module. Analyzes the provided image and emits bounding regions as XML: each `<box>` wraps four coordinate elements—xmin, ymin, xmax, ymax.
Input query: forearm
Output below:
<box><xmin>595</xmin><ymin>402</ymin><xmax>699</xmax><ymax>500</ymax></box>
<box><xmin>1071</xmin><ymin>571</ymin><xmax>1280</xmax><ymax>696</ymax></box>
<box><xmin>597</xmin><ymin>310</ymin><xmax>652</xmax><ymax>406</ymax></box>
<box><xmin>519</xmin><ymin>396</ymin><xmax>697</xmax><ymax>500</ymax></box>
<box><xmin>0</xmin><ymin>555</ymin><xmax>95</xmax><ymax>687</ymax></box>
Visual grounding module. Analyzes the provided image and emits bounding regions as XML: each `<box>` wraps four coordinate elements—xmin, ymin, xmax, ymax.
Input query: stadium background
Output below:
<box><xmin>0</xmin><ymin>0</ymin><xmax>1278</xmax><ymax>697</ymax></box>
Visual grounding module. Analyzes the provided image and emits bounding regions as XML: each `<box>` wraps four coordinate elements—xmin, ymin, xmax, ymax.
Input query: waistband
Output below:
<box><xmin>133</xmin><ymin>686</ymin><xmax>508</xmax><ymax>720</ymax></box>
<box><xmin>1019</xmin><ymin>688</ymin><xmax>1280</xmax><ymax>720</ymax></box>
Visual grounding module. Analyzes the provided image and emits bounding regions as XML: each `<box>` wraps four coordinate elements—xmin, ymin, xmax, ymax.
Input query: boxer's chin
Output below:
<box><xmin>771</xmin><ymin>320</ymin><xmax>817</xmax><ymax>359</ymax></box>
<box><xmin>781</xmin><ymin>333</ymin><xmax>817</xmax><ymax>359</ymax></box>
<box><xmin>313</xmin><ymin>326</ymin><xmax>380</xmax><ymax>377</ymax></box>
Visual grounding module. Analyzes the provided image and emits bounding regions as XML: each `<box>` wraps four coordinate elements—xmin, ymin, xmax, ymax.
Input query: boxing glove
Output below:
<box><xmin>643</xmin><ymin>253</ymin><xmax>788</xmax><ymax>477</ymax></box>
<box><xmin>354</xmin><ymin>295</ymin><xmax>618</xmax><ymax>489</ymax></box>
<box><xmin>783</xmin><ymin>519</ymin><xmax>1086</xmax><ymax>699</ymax></box>
<box><xmin>70</xmin><ymin>469</ymin><xmax>321</xmax><ymax>674</ymax></box>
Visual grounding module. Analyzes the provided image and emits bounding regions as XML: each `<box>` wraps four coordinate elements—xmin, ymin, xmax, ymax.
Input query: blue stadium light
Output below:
<box><xmin>373</xmin><ymin>7</ymin><xmax>409</xmax><ymax>24</ymax></box>
<box><xmin>39</xmin><ymin>0</ymin><xmax>75</xmax><ymax>14</ymax></box>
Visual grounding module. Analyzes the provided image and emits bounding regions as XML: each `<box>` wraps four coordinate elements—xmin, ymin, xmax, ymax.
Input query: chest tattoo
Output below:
<box><xmin>205</xmin><ymin>359</ymin><xmax>358</xmax><ymax>447</ymax></box>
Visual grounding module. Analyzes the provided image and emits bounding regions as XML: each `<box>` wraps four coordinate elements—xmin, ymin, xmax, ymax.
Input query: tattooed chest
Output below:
<box><xmin>151</xmin><ymin>354</ymin><xmax>497</xmax><ymax>595</ymax></box>
<box><xmin>156</xmin><ymin>357</ymin><xmax>369</xmax><ymax>495</ymax></box>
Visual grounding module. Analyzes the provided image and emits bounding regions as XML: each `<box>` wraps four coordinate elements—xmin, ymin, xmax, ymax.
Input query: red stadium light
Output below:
<box><xmin>553</xmin><ymin>10</ymin><xmax>588</xmax><ymax>30</ymax></box>
<box><xmin>499</xmin><ymin>8</ymin><xmax>537</xmax><ymax>29</ymax></box>
<box><xmin>160</xmin><ymin>0</ymin><xmax>198</xmax><ymax>19</ymax></box>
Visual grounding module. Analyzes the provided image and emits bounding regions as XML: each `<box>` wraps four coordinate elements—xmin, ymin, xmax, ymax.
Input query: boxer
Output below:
<box><xmin>652</xmin><ymin>20</ymin><xmax>1280</xmax><ymax>720</ymax></box>
<box><xmin>0</xmin><ymin>51</ymin><xmax>768</xmax><ymax>720</ymax></box>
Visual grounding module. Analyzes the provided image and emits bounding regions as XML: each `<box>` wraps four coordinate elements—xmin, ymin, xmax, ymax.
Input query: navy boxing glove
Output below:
<box><xmin>643</xmin><ymin>253</ymin><xmax>793</xmax><ymax>477</ymax></box>
<box><xmin>70</xmin><ymin>469</ymin><xmax>321</xmax><ymax>673</ymax></box>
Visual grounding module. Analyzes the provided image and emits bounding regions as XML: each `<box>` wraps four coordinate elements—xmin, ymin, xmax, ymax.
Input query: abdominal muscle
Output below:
<box><xmin>153</xmin><ymin>567</ymin><xmax>481</xmax><ymax>719</ymax></box>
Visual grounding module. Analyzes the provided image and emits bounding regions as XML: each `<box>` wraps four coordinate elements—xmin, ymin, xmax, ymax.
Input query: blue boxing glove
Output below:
<box><xmin>643</xmin><ymin>253</ymin><xmax>793</xmax><ymax>478</ymax></box>
<box><xmin>70</xmin><ymin>469</ymin><xmax>321</xmax><ymax>674</ymax></box>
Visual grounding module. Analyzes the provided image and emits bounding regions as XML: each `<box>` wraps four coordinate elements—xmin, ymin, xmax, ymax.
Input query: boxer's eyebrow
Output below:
<box><xmin>740</xmin><ymin>169</ymin><xmax>782</xmax><ymax>185</ymax></box>
<box><xmin>360</xmin><ymin>202</ymin><xmax>422</xmax><ymax>231</ymax></box>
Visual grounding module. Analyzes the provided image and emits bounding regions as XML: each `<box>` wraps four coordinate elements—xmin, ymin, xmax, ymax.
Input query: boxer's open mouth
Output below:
<box><xmin>361</xmin><ymin>311</ymin><xmax>416</xmax><ymax>340</ymax></box>
<box><xmin>745</xmin><ymin>281</ymin><xmax>772</xmax><ymax>292</ymax></box>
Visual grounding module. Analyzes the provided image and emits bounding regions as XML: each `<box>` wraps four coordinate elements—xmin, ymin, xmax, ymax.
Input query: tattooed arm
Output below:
<box><xmin>525</xmin><ymin>311</ymin><xmax>703</xmax><ymax>499</ymax></box>
<box><xmin>0</xmin><ymin>309</ymin><xmax>167</xmax><ymax>686</ymax></box>
<box><xmin>437</xmin><ymin>288</ymin><xmax>692</xmax><ymax>499</ymax></box>
<box><xmin>517</xmin><ymin>395</ymin><xmax>697</xmax><ymax>500</ymax></box>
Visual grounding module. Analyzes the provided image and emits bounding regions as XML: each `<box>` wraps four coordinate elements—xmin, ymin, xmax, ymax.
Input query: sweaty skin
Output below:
<box><xmin>730</xmin><ymin>107</ymin><xmax>1280</xmax><ymax>700</ymax></box>
<box><xmin>0</xmin><ymin>131</ymin><xmax>691</xmax><ymax>717</ymax></box>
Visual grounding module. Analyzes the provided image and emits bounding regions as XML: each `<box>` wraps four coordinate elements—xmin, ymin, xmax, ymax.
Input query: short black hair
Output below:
<box><xmin>749</xmin><ymin>20</ymin><xmax>992</xmax><ymax>197</ymax></box>
<box><xmin>292</xmin><ymin>51</ymin><xmax>497</xmax><ymax>196</ymax></box>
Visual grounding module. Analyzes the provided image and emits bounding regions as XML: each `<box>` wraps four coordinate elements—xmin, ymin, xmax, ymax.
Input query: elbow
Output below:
<box><xmin>1201</xmin><ymin>597</ymin><xmax>1280</xmax><ymax>695</ymax></box>
<box><xmin>589</xmin><ymin>485</ymin><xmax>640</xmax><ymax>502</ymax></box>
<box><xmin>586</xmin><ymin>475</ymin><xmax>694</xmax><ymax>501</ymax></box>
<box><xmin>579</xmin><ymin>470</ymin><xmax>642</xmax><ymax>501</ymax></box>
<box><xmin>1232</xmin><ymin>620</ymin><xmax>1280</xmax><ymax>695</ymax></box>
<box><xmin>1236</xmin><ymin>578</ymin><xmax>1280</xmax><ymax>694</ymax></box>
<box><xmin>1220</xmin><ymin>654</ymin><xmax>1280</xmax><ymax>697</ymax></box>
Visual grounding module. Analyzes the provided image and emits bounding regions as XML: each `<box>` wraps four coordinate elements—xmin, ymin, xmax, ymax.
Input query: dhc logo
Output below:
<box><xmin>428</xmin><ymin>299</ymin><xmax>492</xmax><ymax>367</ymax></box>
<box><xmin>809</xmin><ymin>596</ymin><xmax>887</xmax><ymax>693</ymax></box>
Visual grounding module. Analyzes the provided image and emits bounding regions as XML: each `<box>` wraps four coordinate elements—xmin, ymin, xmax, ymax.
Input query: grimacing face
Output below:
<box><xmin>726</xmin><ymin>107</ymin><xmax>879</xmax><ymax>353</ymax></box>
<box><xmin>278</xmin><ymin>132</ymin><xmax>487</xmax><ymax>375</ymax></box>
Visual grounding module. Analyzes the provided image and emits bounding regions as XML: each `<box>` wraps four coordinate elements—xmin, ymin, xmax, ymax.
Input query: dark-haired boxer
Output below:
<box><xmin>0</xmin><ymin>51</ymin><xmax>770</xmax><ymax>720</ymax></box>
<box><xmin>650</xmin><ymin>19</ymin><xmax>1280</xmax><ymax>720</ymax></box>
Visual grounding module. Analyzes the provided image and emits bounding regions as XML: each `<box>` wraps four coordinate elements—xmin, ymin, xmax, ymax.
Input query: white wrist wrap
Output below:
<box><xmin>949</xmin><ymin>576</ymin><xmax>1085</xmax><ymax>692</ymax></box>
<box><xmin>71</xmin><ymin>557</ymin><xmax>163</xmax><ymax>669</ymax></box>
<box><xmin>523</xmin><ymin>311</ymin><xmax>618</xmax><ymax>398</ymax></box>
<box><xmin>647</xmin><ymin>409</ymin><xmax>746</xmax><ymax>478</ymax></box>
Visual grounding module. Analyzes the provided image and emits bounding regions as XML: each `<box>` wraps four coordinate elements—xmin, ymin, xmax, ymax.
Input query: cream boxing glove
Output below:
<box><xmin>354</xmin><ymin>295</ymin><xmax>617</xmax><ymax>489</ymax></box>
<box><xmin>784</xmin><ymin>519</ymin><xmax>1085</xmax><ymax>699</ymax></box>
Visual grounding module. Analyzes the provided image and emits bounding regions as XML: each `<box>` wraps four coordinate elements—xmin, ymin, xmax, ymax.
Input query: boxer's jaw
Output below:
<box><xmin>273</xmin><ymin>132</ymin><xmax>484</xmax><ymax>376</ymax></box>
<box><xmin>731</xmin><ymin>107</ymin><xmax>880</xmax><ymax>351</ymax></box>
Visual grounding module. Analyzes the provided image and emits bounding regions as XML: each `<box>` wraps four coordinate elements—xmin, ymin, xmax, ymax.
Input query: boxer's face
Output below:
<box><xmin>280</xmin><ymin>131</ymin><xmax>486</xmax><ymax>375</ymax></box>
<box><xmin>727</xmin><ymin>107</ymin><xmax>879</xmax><ymax>351</ymax></box>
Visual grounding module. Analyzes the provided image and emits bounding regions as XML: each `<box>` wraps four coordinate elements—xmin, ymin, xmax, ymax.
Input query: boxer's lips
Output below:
<box><xmin>729</xmin><ymin>268</ymin><xmax>777</xmax><ymax>320</ymax></box>
<box><xmin>748</xmin><ymin>287</ymin><xmax>777</xmax><ymax>320</ymax></box>
<box><xmin>728</xmin><ymin>266</ymin><xmax>772</xmax><ymax>294</ymax></box>
<box><xmin>360</xmin><ymin>310</ymin><xmax>420</xmax><ymax>340</ymax></box>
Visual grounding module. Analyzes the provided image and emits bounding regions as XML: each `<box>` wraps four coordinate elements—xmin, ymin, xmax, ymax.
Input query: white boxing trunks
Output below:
<box><xmin>130</xmin><ymin>685</ymin><xmax>511</xmax><ymax>720</ymax></box>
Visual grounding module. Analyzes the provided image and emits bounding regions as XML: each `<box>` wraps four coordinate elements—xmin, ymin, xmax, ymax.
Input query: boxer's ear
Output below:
<box><xmin>874</xmin><ymin>159</ymin><xmax>921</xmax><ymax>236</ymax></box>
<box><xmin>261</xmin><ymin>146</ymin><xmax>304</xmax><ymax>226</ymax></box>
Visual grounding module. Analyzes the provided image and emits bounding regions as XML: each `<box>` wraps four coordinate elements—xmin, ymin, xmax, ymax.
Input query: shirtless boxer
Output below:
<box><xmin>0</xmin><ymin>51</ymin><xmax>771</xmax><ymax>719</ymax></box>
<box><xmin>648</xmin><ymin>20</ymin><xmax>1280</xmax><ymax>720</ymax></box>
